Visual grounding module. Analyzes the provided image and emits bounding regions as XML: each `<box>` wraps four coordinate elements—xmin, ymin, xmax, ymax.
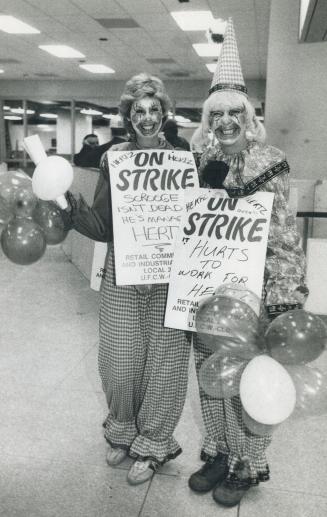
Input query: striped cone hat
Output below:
<box><xmin>209</xmin><ymin>17</ymin><xmax>247</xmax><ymax>97</ymax></box>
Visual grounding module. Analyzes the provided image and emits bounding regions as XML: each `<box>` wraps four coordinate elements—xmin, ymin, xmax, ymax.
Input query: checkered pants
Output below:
<box><xmin>193</xmin><ymin>336</ymin><xmax>271</xmax><ymax>485</ymax></box>
<box><xmin>98</xmin><ymin>245</ymin><xmax>190</xmax><ymax>464</ymax></box>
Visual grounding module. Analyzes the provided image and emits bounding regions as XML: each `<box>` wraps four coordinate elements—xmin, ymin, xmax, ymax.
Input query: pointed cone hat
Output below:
<box><xmin>209</xmin><ymin>17</ymin><xmax>247</xmax><ymax>97</ymax></box>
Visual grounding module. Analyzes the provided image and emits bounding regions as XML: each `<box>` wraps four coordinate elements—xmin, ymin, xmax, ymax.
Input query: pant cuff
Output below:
<box><xmin>104</xmin><ymin>414</ymin><xmax>138</xmax><ymax>450</ymax></box>
<box><xmin>200</xmin><ymin>435</ymin><xmax>229</xmax><ymax>459</ymax></box>
<box><xmin>130</xmin><ymin>435</ymin><xmax>182</xmax><ymax>465</ymax></box>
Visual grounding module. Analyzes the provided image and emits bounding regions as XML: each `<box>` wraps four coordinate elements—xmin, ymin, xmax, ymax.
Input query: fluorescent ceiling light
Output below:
<box><xmin>206</xmin><ymin>63</ymin><xmax>217</xmax><ymax>73</ymax></box>
<box><xmin>39</xmin><ymin>45</ymin><xmax>85</xmax><ymax>58</ymax></box>
<box><xmin>11</xmin><ymin>108</ymin><xmax>35</xmax><ymax>115</ymax></box>
<box><xmin>40</xmin><ymin>113</ymin><xmax>58</xmax><ymax>119</ymax></box>
<box><xmin>4</xmin><ymin>115</ymin><xmax>22</xmax><ymax>120</ymax></box>
<box><xmin>80</xmin><ymin>108</ymin><xmax>103</xmax><ymax>116</ymax></box>
<box><xmin>171</xmin><ymin>11</ymin><xmax>214</xmax><ymax>31</ymax></box>
<box><xmin>0</xmin><ymin>15</ymin><xmax>40</xmax><ymax>34</ymax></box>
<box><xmin>210</xmin><ymin>19</ymin><xmax>228</xmax><ymax>33</ymax></box>
<box><xmin>193</xmin><ymin>43</ymin><xmax>222</xmax><ymax>57</ymax></box>
<box><xmin>37</xmin><ymin>124</ymin><xmax>53</xmax><ymax>131</ymax></box>
<box><xmin>79</xmin><ymin>64</ymin><xmax>115</xmax><ymax>74</ymax></box>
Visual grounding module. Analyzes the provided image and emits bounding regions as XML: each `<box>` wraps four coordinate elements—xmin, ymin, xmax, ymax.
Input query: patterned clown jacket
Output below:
<box><xmin>198</xmin><ymin>141</ymin><xmax>308</xmax><ymax>319</ymax></box>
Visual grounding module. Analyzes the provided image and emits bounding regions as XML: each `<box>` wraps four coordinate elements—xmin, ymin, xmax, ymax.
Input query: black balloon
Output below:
<box><xmin>32</xmin><ymin>200</ymin><xmax>68</xmax><ymax>245</ymax></box>
<box><xmin>1</xmin><ymin>217</ymin><xmax>46</xmax><ymax>265</ymax></box>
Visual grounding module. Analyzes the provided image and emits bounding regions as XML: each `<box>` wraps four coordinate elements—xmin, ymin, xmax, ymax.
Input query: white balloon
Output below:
<box><xmin>242</xmin><ymin>408</ymin><xmax>278</xmax><ymax>436</ymax></box>
<box><xmin>32</xmin><ymin>156</ymin><xmax>73</xmax><ymax>200</ymax></box>
<box><xmin>240</xmin><ymin>355</ymin><xmax>296</xmax><ymax>425</ymax></box>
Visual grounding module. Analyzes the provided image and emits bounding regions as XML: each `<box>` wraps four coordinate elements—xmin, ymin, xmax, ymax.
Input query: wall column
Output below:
<box><xmin>265</xmin><ymin>0</ymin><xmax>327</xmax><ymax>180</ymax></box>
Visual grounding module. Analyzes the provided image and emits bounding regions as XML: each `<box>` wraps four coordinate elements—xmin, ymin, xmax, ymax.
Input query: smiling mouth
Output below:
<box><xmin>217</xmin><ymin>127</ymin><xmax>240</xmax><ymax>138</ymax></box>
<box><xmin>140</xmin><ymin>124</ymin><xmax>157</xmax><ymax>134</ymax></box>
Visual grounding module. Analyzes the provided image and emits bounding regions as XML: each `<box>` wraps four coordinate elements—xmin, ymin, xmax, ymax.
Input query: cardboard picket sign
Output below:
<box><xmin>164</xmin><ymin>188</ymin><xmax>274</xmax><ymax>331</ymax></box>
<box><xmin>108</xmin><ymin>149</ymin><xmax>199</xmax><ymax>285</ymax></box>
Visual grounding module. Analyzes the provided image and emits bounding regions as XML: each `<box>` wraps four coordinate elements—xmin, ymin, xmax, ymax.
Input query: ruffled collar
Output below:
<box><xmin>200</xmin><ymin>142</ymin><xmax>258</xmax><ymax>187</ymax></box>
<box><xmin>214</xmin><ymin>140</ymin><xmax>255</xmax><ymax>163</ymax></box>
<box><xmin>206</xmin><ymin>141</ymin><xmax>256</xmax><ymax>188</ymax></box>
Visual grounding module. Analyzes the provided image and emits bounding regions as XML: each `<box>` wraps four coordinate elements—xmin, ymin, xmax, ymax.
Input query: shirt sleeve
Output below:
<box><xmin>261</xmin><ymin>166</ymin><xmax>309</xmax><ymax>319</ymax></box>
<box><xmin>65</xmin><ymin>153</ymin><xmax>113</xmax><ymax>242</ymax></box>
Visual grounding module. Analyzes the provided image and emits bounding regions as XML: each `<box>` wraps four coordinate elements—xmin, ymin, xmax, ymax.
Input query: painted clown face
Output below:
<box><xmin>130</xmin><ymin>96</ymin><xmax>163</xmax><ymax>139</ymax></box>
<box><xmin>209</xmin><ymin>92</ymin><xmax>247</xmax><ymax>154</ymax></box>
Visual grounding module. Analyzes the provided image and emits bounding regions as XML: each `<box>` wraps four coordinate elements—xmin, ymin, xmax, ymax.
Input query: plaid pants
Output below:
<box><xmin>193</xmin><ymin>336</ymin><xmax>271</xmax><ymax>484</ymax></box>
<box><xmin>98</xmin><ymin>246</ymin><xmax>190</xmax><ymax>464</ymax></box>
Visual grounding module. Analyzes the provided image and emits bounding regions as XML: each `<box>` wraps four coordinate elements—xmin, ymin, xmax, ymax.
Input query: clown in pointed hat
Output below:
<box><xmin>189</xmin><ymin>17</ymin><xmax>309</xmax><ymax>509</ymax></box>
<box><xmin>209</xmin><ymin>17</ymin><xmax>247</xmax><ymax>97</ymax></box>
<box><xmin>201</xmin><ymin>17</ymin><xmax>265</xmax><ymax>154</ymax></box>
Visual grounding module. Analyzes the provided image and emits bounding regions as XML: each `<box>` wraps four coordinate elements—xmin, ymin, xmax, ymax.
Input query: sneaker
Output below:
<box><xmin>213</xmin><ymin>477</ymin><xmax>251</xmax><ymax>507</ymax></box>
<box><xmin>188</xmin><ymin>453</ymin><xmax>228</xmax><ymax>493</ymax></box>
<box><xmin>106</xmin><ymin>447</ymin><xmax>127</xmax><ymax>466</ymax></box>
<box><xmin>127</xmin><ymin>459</ymin><xmax>158</xmax><ymax>486</ymax></box>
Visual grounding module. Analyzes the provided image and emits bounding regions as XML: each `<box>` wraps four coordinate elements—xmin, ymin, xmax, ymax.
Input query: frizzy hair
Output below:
<box><xmin>118</xmin><ymin>73</ymin><xmax>172</xmax><ymax>136</ymax></box>
<box><xmin>201</xmin><ymin>90</ymin><xmax>266</xmax><ymax>144</ymax></box>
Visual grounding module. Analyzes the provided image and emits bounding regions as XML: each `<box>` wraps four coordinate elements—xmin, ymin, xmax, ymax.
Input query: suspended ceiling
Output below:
<box><xmin>0</xmin><ymin>0</ymin><xmax>271</xmax><ymax>82</ymax></box>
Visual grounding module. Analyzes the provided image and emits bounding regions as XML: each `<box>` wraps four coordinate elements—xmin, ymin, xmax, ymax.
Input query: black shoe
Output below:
<box><xmin>188</xmin><ymin>453</ymin><xmax>228</xmax><ymax>493</ymax></box>
<box><xmin>213</xmin><ymin>477</ymin><xmax>251</xmax><ymax>507</ymax></box>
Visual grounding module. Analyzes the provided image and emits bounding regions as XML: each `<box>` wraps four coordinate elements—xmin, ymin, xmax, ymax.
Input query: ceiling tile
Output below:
<box><xmin>0</xmin><ymin>0</ymin><xmax>48</xmax><ymax>19</ymax></box>
<box><xmin>26</xmin><ymin>0</ymin><xmax>81</xmax><ymax>15</ymax></box>
<box><xmin>0</xmin><ymin>0</ymin><xmax>271</xmax><ymax>82</ymax></box>
<box><xmin>95</xmin><ymin>18</ymin><xmax>140</xmax><ymax>29</ymax></box>
<box><xmin>117</xmin><ymin>0</ymin><xmax>167</xmax><ymax>14</ymax></box>
<box><xmin>0</xmin><ymin>58</ymin><xmax>20</xmax><ymax>63</ymax></box>
<box><xmin>134</xmin><ymin>12</ymin><xmax>180</xmax><ymax>32</ymax></box>
<box><xmin>72</xmin><ymin>0</ymin><xmax>127</xmax><ymax>17</ymax></box>
<box><xmin>162</xmin><ymin>0</ymin><xmax>211</xmax><ymax>11</ymax></box>
<box><xmin>50</xmin><ymin>14</ymin><xmax>96</xmax><ymax>31</ymax></box>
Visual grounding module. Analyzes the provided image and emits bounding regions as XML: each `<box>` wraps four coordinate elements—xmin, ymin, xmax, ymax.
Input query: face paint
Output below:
<box><xmin>130</xmin><ymin>97</ymin><xmax>163</xmax><ymax>138</ymax></box>
<box><xmin>209</xmin><ymin>94</ymin><xmax>247</xmax><ymax>153</ymax></box>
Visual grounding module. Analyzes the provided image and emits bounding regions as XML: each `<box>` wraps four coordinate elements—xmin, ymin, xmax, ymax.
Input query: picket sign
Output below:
<box><xmin>108</xmin><ymin>149</ymin><xmax>199</xmax><ymax>285</ymax></box>
<box><xmin>164</xmin><ymin>188</ymin><xmax>274</xmax><ymax>331</ymax></box>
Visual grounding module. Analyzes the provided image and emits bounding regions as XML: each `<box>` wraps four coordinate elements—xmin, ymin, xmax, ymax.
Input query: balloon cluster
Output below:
<box><xmin>0</xmin><ymin>170</ymin><xmax>68</xmax><ymax>265</ymax></box>
<box><xmin>0</xmin><ymin>135</ymin><xmax>74</xmax><ymax>265</ymax></box>
<box><xmin>196</xmin><ymin>285</ymin><xmax>327</xmax><ymax>436</ymax></box>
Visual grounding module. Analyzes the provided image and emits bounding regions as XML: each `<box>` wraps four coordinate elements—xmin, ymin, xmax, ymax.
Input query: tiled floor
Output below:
<box><xmin>1</xmin><ymin>246</ymin><xmax>326</xmax><ymax>517</ymax></box>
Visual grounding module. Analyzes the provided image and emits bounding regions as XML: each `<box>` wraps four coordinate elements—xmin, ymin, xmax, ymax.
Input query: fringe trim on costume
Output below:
<box><xmin>266</xmin><ymin>303</ymin><xmax>302</xmax><ymax>320</ymax></box>
<box><xmin>200</xmin><ymin>450</ymin><xmax>270</xmax><ymax>486</ymax></box>
<box><xmin>134</xmin><ymin>448</ymin><xmax>182</xmax><ymax>467</ymax></box>
<box><xmin>105</xmin><ymin>437</ymin><xmax>132</xmax><ymax>453</ymax></box>
<box><xmin>105</xmin><ymin>436</ymin><xmax>182</xmax><ymax>466</ymax></box>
